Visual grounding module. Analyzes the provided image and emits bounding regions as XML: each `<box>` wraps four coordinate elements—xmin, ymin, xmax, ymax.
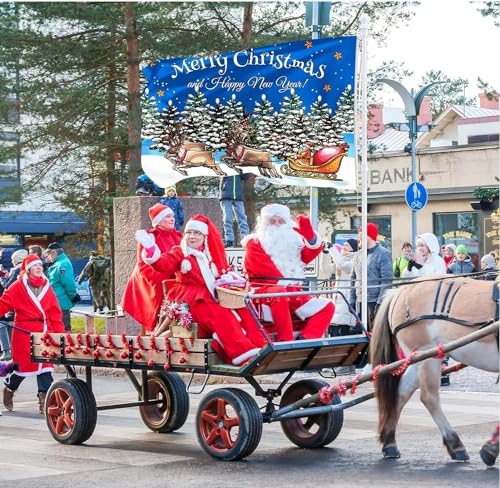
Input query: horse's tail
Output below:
<box><xmin>369</xmin><ymin>288</ymin><xmax>401</xmax><ymax>443</ymax></box>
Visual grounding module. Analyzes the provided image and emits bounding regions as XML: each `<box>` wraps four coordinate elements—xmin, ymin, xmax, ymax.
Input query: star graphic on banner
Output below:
<box><xmin>323</xmin><ymin>84</ymin><xmax>332</xmax><ymax>92</ymax></box>
<box><xmin>157</xmin><ymin>90</ymin><xmax>164</xmax><ymax>97</ymax></box>
<box><xmin>334</xmin><ymin>52</ymin><xmax>343</xmax><ymax>60</ymax></box>
<box><xmin>305</xmin><ymin>41</ymin><xmax>313</xmax><ymax>48</ymax></box>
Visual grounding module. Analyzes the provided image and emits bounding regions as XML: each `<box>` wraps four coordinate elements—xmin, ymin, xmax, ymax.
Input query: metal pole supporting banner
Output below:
<box><xmin>359</xmin><ymin>15</ymin><xmax>369</xmax><ymax>333</ymax></box>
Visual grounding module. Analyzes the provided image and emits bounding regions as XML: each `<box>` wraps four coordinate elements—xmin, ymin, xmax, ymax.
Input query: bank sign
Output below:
<box><xmin>141</xmin><ymin>37</ymin><xmax>357</xmax><ymax>190</ymax></box>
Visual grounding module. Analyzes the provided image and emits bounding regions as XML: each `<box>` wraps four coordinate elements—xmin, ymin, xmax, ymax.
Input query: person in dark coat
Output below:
<box><xmin>477</xmin><ymin>253</ymin><xmax>498</xmax><ymax>280</ymax></box>
<box><xmin>447</xmin><ymin>244</ymin><xmax>476</xmax><ymax>275</ymax></box>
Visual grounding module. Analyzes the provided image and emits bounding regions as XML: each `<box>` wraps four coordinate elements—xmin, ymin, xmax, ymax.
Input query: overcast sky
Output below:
<box><xmin>368</xmin><ymin>0</ymin><xmax>500</xmax><ymax>105</ymax></box>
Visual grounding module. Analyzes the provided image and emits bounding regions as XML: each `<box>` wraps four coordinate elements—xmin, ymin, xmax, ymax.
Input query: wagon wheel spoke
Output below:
<box><xmin>219</xmin><ymin>428</ymin><xmax>235</xmax><ymax>449</ymax></box>
<box><xmin>224</xmin><ymin>416</ymin><xmax>239</xmax><ymax>429</ymax></box>
<box><xmin>205</xmin><ymin>427</ymin><xmax>219</xmax><ymax>446</ymax></box>
<box><xmin>303</xmin><ymin>416</ymin><xmax>318</xmax><ymax>430</ymax></box>
<box><xmin>54</xmin><ymin>389</ymin><xmax>66</xmax><ymax>407</ymax></box>
<box><xmin>216</xmin><ymin>398</ymin><xmax>227</xmax><ymax>418</ymax></box>
<box><xmin>63</xmin><ymin>398</ymin><xmax>73</xmax><ymax>411</ymax></box>
<box><xmin>200</xmin><ymin>410</ymin><xmax>217</xmax><ymax>423</ymax></box>
<box><xmin>46</xmin><ymin>405</ymin><xmax>60</xmax><ymax>417</ymax></box>
<box><xmin>63</xmin><ymin>412</ymin><xmax>74</xmax><ymax>430</ymax></box>
<box><xmin>55</xmin><ymin>416</ymin><xmax>66</xmax><ymax>435</ymax></box>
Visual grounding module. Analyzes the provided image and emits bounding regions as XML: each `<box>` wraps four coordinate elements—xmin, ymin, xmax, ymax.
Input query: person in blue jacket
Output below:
<box><xmin>219</xmin><ymin>175</ymin><xmax>250</xmax><ymax>247</ymax></box>
<box><xmin>159</xmin><ymin>186</ymin><xmax>184</xmax><ymax>231</ymax></box>
<box><xmin>44</xmin><ymin>242</ymin><xmax>80</xmax><ymax>331</ymax></box>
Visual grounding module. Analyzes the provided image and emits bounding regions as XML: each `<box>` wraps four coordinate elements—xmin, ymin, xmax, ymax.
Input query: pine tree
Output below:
<box><xmin>267</xmin><ymin>112</ymin><xmax>284</xmax><ymax>157</ymax></box>
<box><xmin>141</xmin><ymin>95</ymin><xmax>160</xmax><ymax>139</ymax></box>
<box><xmin>225</xmin><ymin>94</ymin><xmax>245</xmax><ymax>128</ymax></box>
<box><xmin>206</xmin><ymin>98</ymin><xmax>228</xmax><ymax>151</ymax></box>
<box><xmin>148</xmin><ymin>99</ymin><xmax>182</xmax><ymax>154</ymax></box>
<box><xmin>252</xmin><ymin>94</ymin><xmax>274</xmax><ymax>151</ymax></box>
<box><xmin>181</xmin><ymin>86</ymin><xmax>211</xmax><ymax>145</ymax></box>
<box><xmin>334</xmin><ymin>84</ymin><xmax>355</xmax><ymax>134</ymax></box>
<box><xmin>309</xmin><ymin>95</ymin><xmax>330</xmax><ymax>147</ymax></box>
<box><xmin>279</xmin><ymin>89</ymin><xmax>306</xmax><ymax>158</ymax></box>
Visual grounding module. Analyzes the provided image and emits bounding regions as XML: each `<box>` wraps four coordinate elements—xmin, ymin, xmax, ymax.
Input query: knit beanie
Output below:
<box><xmin>480</xmin><ymin>254</ymin><xmax>496</xmax><ymax>269</ymax></box>
<box><xmin>346</xmin><ymin>238</ymin><xmax>358</xmax><ymax>252</ymax></box>
<box><xmin>455</xmin><ymin>244</ymin><xmax>468</xmax><ymax>255</ymax></box>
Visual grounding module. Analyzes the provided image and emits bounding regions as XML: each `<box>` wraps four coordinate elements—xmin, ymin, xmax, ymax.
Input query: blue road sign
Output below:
<box><xmin>405</xmin><ymin>181</ymin><xmax>428</xmax><ymax>211</ymax></box>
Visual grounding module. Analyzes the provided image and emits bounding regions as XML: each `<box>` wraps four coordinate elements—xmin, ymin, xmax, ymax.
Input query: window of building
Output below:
<box><xmin>467</xmin><ymin>133</ymin><xmax>499</xmax><ymax>144</ymax></box>
<box><xmin>434</xmin><ymin>212</ymin><xmax>479</xmax><ymax>267</ymax></box>
<box><xmin>0</xmin><ymin>131</ymin><xmax>21</xmax><ymax>199</ymax></box>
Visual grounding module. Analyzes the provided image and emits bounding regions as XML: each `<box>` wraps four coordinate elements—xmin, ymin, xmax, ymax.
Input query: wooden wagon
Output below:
<box><xmin>31</xmin><ymin>288</ymin><xmax>370</xmax><ymax>461</ymax></box>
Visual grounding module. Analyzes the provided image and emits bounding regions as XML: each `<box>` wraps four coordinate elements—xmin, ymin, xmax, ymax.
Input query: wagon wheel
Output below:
<box><xmin>196</xmin><ymin>388</ymin><xmax>263</xmax><ymax>461</ymax></box>
<box><xmin>45</xmin><ymin>378</ymin><xmax>97</xmax><ymax>445</ymax></box>
<box><xmin>139</xmin><ymin>371</ymin><xmax>189</xmax><ymax>433</ymax></box>
<box><xmin>280</xmin><ymin>379</ymin><xmax>343</xmax><ymax>448</ymax></box>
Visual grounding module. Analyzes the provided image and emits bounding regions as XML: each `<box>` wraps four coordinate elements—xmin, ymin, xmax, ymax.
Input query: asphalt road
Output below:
<box><xmin>0</xmin><ymin>366</ymin><xmax>498</xmax><ymax>488</ymax></box>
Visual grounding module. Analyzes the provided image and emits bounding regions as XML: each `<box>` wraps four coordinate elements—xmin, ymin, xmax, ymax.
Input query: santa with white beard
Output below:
<box><xmin>242</xmin><ymin>204</ymin><xmax>334</xmax><ymax>341</ymax></box>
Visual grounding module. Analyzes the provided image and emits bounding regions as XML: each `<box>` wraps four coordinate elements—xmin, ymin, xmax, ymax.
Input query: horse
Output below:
<box><xmin>370</xmin><ymin>274</ymin><xmax>499</xmax><ymax>462</ymax></box>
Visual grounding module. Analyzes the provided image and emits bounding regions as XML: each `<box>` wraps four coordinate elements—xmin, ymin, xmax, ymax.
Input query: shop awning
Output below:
<box><xmin>0</xmin><ymin>211</ymin><xmax>86</xmax><ymax>234</ymax></box>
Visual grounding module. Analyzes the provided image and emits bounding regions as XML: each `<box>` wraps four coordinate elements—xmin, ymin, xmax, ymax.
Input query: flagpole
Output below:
<box><xmin>309</xmin><ymin>1</ymin><xmax>320</xmax><ymax>290</ymax></box>
<box><xmin>359</xmin><ymin>14</ymin><xmax>369</xmax><ymax>332</ymax></box>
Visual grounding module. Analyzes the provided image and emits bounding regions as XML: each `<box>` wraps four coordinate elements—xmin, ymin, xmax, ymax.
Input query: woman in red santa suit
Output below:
<box><xmin>0</xmin><ymin>255</ymin><xmax>65</xmax><ymax>414</ymax></box>
<box><xmin>135</xmin><ymin>214</ymin><xmax>264</xmax><ymax>365</ymax></box>
<box><xmin>242</xmin><ymin>203</ymin><xmax>334</xmax><ymax>342</ymax></box>
<box><xmin>122</xmin><ymin>203</ymin><xmax>182</xmax><ymax>332</ymax></box>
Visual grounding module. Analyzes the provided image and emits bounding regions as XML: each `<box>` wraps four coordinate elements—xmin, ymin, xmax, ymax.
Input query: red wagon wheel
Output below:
<box><xmin>45</xmin><ymin>378</ymin><xmax>97</xmax><ymax>445</ymax></box>
<box><xmin>139</xmin><ymin>371</ymin><xmax>189</xmax><ymax>433</ymax></box>
<box><xmin>279</xmin><ymin>379</ymin><xmax>343</xmax><ymax>448</ymax></box>
<box><xmin>196</xmin><ymin>388</ymin><xmax>262</xmax><ymax>461</ymax></box>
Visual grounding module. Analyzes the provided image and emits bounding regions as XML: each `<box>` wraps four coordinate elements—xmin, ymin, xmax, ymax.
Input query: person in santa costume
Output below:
<box><xmin>242</xmin><ymin>204</ymin><xmax>334</xmax><ymax>341</ymax></box>
<box><xmin>121</xmin><ymin>203</ymin><xmax>182</xmax><ymax>332</ymax></box>
<box><xmin>135</xmin><ymin>214</ymin><xmax>264</xmax><ymax>366</ymax></box>
<box><xmin>0</xmin><ymin>255</ymin><xmax>65</xmax><ymax>414</ymax></box>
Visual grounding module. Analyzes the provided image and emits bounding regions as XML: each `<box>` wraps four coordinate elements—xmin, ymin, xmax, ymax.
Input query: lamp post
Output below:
<box><xmin>378</xmin><ymin>80</ymin><xmax>442</xmax><ymax>246</ymax></box>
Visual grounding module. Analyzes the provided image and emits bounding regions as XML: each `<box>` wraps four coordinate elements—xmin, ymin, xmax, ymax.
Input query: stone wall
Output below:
<box><xmin>113</xmin><ymin>196</ymin><xmax>222</xmax><ymax>334</ymax></box>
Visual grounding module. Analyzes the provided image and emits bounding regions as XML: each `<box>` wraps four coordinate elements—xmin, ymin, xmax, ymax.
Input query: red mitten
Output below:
<box><xmin>294</xmin><ymin>214</ymin><xmax>315</xmax><ymax>241</ymax></box>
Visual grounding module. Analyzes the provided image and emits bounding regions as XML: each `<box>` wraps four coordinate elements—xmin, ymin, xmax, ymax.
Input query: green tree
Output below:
<box><xmin>477</xmin><ymin>1</ymin><xmax>500</xmax><ymax>26</ymax></box>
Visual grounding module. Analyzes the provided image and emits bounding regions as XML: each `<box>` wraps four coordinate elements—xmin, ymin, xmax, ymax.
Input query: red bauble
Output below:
<box><xmin>147</xmin><ymin>359</ymin><xmax>155</xmax><ymax>368</ymax></box>
<box><xmin>120</xmin><ymin>351</ymin><xmax>128</xmax><ymax>360</ymax></box>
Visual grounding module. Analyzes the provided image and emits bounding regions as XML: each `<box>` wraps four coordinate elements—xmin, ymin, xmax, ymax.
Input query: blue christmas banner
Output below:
<box><xmin>141</xmin><ymin>36</ymin><xmax>357</xmax><ymax>189</ymax></box>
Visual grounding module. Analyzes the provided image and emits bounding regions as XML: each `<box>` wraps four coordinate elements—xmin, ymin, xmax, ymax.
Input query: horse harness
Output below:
<box><xmin>392</xmin><ymin>279</ymin><xmax>499</xmax><ymax>345</ymax></box>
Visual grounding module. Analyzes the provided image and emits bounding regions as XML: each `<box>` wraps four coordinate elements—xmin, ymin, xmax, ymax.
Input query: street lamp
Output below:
<box><xmin>378</xmin><ymin>79</ymin><xmax>442</xmax><ymax>246</ymax></box>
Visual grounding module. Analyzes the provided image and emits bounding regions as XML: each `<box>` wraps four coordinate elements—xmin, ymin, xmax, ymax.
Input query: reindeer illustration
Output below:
<box><xmin>222</xmin><ymin>119</ymin><xmax>281</xmax><ymax>179</ymax></box>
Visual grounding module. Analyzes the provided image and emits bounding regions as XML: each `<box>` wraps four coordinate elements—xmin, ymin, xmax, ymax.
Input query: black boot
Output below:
<box><xmin>225</xmin><ymin>240</ymin><xmax>234</xmax><ymax>248</ymax></box>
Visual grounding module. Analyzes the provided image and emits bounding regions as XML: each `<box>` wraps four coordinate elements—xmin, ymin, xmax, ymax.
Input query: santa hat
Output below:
<box><xmin>21</xmin><ymin>254</ymin><xmax>42</xmax><ymax>273</ymax></box>
<box><xmin>359</xmin><ymin>222</ymin><xmax>378</xmax><ymax>241</ymax></box>
<box><xmin>260</xmin><ymin>204</ymin><xmax>291</xmax><ymax>222</ymax></box>
<box><xmin>181</xmin><ymin>215</ymin><xmax>229</xmax><ymax>276</ymax></box>
<box><xmin>149</xmin><ymin>203</ymin><xmax>174</xmax><ymax>227</ymax></box>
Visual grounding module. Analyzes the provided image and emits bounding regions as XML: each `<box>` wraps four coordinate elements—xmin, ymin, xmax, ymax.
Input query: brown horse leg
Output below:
<box><xmin>418</xmin><ymin>358</ymin><xmax>469</xmax><ymax>462</ymax></box>
<box><xmin>381</xmin><ymin>364</ymin><xmax>420</xmax><ymax>458</ymax></box>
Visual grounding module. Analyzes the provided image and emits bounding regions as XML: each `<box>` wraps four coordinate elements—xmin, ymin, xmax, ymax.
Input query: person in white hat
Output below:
<box><xmin>242</xmin><ymin>204</ymin><xmax>334</xmax><ymax>341</ymax></box>
<box><xmin>121</xmin><ymin>203</ymin><xmax>182</xmax><ymax>332</ymax></box>
<box><xmin>0</xmin><ymin>254</ymin><xmax>65</xmax><ymax>414</ymax></box>
<box><xmin>136</xmin><ymin>214</ymin><xmax>263</xmax><ymax>366</ymax></box>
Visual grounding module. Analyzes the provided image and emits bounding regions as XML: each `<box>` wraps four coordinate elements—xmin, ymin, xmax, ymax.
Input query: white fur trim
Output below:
<box><xmin>302</xmin><ymin>232</ymin><xmax>321</xmax><ymax>249</ymax></box>
<box><xmin>294</xmin><ymin>297</ymin><xmax>331</xmax><ymax>320</ymax></box>
<box><xmin>15</xmin><ymin>366</ymin><xmax>54</xmax><ymax>377</ymax></box>
<box><xmin>21</xmin><ymin>275</ymin><xmax>49</xmax><ymax>333</ymax></box>
<box><xmin>212</xmin><ymin>332</ymin><xmax>223</xmax><ymax>347</ymax></box>
<box><xmin>185</xmin><ymin>220</ymin><xmax>208</xmax><ymax>235</ymax></box>
<box><xmin>260</xmin><ymin>304</ymin><xmax>273</xmax><ymax>322</ymax></box>
<box><xmin>186</xmin><ymin>247</ymin><xmax>217</xmax><ymax>298</ymax></box>
<box><xmin>181</xmin><ymin>259</ymin><xmax>192</xmax><ymax>273</ymax></box>
<box><xmin>142</xmin><ymin>245</ymin><xmax>161</xmax><ymax>264</ymax></box>
<box><xmin>260</xmin><ymin>204</ymin><xmax>290</xmax><ymax>221</ymax></box>
<box><xmin>151</xmin><ymin>207</ymin><xmax>173</xmax><ymax>227</ymax></box>
<box><xmin>277</xmin><ymin>278</ymin><xmax>301</xmax><ymax>286</ymax></box>
<box><xmin>25</xmin><ymin>259</ymin><xmax>42</xmax><ymax>271</ymax></box>
<box><xmin>232</xmin><ymin>347</ymin><xmax>261</xmax><ymax>366</ymax></box>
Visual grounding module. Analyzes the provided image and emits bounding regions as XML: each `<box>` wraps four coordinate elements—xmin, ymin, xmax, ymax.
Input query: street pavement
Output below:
<box><xmin>0</xmin><ymin>367</ymin><xmax>498</xmax><ymax>488</ymax></box>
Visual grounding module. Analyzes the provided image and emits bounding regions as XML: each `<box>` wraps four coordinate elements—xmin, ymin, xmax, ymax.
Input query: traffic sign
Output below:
<box><xmin>405</xmin><ymin>181</ymin><xmax>428</xmax><ymax>211</ymax></box>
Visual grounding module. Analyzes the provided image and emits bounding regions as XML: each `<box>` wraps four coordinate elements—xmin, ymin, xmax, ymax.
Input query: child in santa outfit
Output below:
<box><xmin>135</xmin><ymin>214</ymin><xmax>264</xmax><ymax>365</ymax></box>
<box><xmin>242</xmin><ymin>204</ymin><xmax>334</xmax><ymax>342</ymax></box>
<box><xmin>122</xmin><ymin>203</ymin><xmax>182</xmax><ymax>332</ymax></box>
<box><xmin>0</xmin><ymin>254</ymin><xmax>65</xmax><ymax>414</ymax></box>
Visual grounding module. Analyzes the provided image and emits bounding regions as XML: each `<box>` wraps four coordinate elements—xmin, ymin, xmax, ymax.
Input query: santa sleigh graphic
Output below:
<box><xmin>281</xmin><ymin>143</ymin><xmax>349</xmax><ymax>180</ymax></box>
<box><xmin>222</xmin><ymin>144</ymin><xmax>281</xmax><ymax>179</ymax></box>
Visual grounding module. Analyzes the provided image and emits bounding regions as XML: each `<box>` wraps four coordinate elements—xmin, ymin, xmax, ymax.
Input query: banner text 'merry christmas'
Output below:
<box><xmin>170</xmin><ymin>49</ymin><xmax>327</xmax><ymax>80</ymax></box>
<box><xmin>190</xmin><ymin>75</ymin><xmax>309</xmax><ymax>93</ymax></box>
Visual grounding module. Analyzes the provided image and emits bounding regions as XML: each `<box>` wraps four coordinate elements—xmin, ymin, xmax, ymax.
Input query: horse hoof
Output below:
<box><xmin>480</xmin><ymin>447</ymin><xmax>498</xmax><ymax>467</ymax></box>
<box><xmin>451</xmin><ymin>449</ymin><xmax>469</xmax><ymax>462</ymax></box>
<box><xmin>383</xmin><ymin>446</ymin><xmax>401</xmax><ymax>459</ymax></box>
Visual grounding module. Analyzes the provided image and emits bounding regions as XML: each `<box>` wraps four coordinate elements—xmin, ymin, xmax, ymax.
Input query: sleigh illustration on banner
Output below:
<box><xmin>281</xmin><ymin>143</ymin><xmax>349</xmax><ymax>180</ymax></box>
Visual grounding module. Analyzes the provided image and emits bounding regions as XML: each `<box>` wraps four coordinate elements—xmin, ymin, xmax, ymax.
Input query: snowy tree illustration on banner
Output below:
<box><xmin>141</xmin><ymin>36</ymin><xmax>357</xmax><ymax>189</ymax></box>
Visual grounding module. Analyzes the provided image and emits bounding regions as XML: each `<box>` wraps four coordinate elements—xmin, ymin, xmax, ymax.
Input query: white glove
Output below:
<box><xmin>135</xmin><ymin>229</ymin><xmax>155</xmax><ymax>249</ymax></box>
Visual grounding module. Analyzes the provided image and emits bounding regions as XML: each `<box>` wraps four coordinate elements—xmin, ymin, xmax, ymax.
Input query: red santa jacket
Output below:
<box><xmin>0</xmin><ymin>275</ymin><xmax>64</xmax><ymax>375</ymax></box>
<box><xmin>244</xmin><ymin>234</ymin><xmax>329</xmax><ymax>321</ymax></box>
<box><xmin>121</xmin><ymin>227</ymin><xmax>182</xmax><ymax>331</ymax></box>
